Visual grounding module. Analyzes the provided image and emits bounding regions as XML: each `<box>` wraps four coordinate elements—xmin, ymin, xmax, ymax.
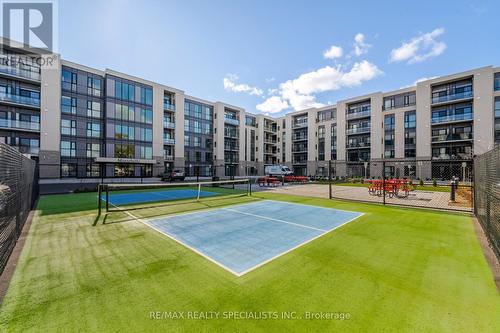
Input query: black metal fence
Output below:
<box><xmin>0</xmin><ymin>143</ymin><xmax>37</xmax><ymax>274</ymax></box>
<box><xmin>328</xmin><ymin>159</ymin><xmax>473</xmax><ymax>212</ymax></box>
<box><xmin>474</xmin><ymin>145</ymin><xmax>500</xmax><ymax>259</ymax></box>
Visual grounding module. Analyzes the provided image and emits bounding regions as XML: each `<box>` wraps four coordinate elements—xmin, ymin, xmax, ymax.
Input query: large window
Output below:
<box><xmin>140</xmin><ymin>128</ymin><xmax>152</xmax><ymax>142</ymax></box>
<box><xmin>115</xmin><ymin>144</ymin><xmax>134</xmax><ymax>158</ymax></box>
<box><xmin>87</xmin><ymin>101</ymin><xmax>101</xmax><ymax>118</ymax></box>
<box><xmin>61</xmin><ymin>96</ymin><xmax>76</xmax><ymax>114</ymax></box>
<box><xmin>62</xmin><ymin>69</ymin><xmax>77</xmax><ymax>91</ymax></box>
<box><xmin>495</xmin><ymin>73</ymin><xmax>500</xmax><ymax>91</ymax></box>
<box><xmin>115</xmin><ymin>80</ymin><xmax>135</xmax><ymax>101</ymax></box>
<box><xmin>86</xmin><ymin>143</ymin><xmax>100</xmax><ymax>158</ymax></box>
<box><xmin>61</xmin><ymin>119</ymin><xmax>76</xmax><ymax>136</ymax></box>
<box><xmin>115</xmin><ymin>104</ymin><xmax>135</xmax><ymax>121</ymax></box>
<box><xmin>139</xmin><ymin>108</ymin><xmax>153</xmax><ymax>124</ymax></box>
<box><xmin>86</xmin><ymin>164</ymin><xmax>100</xmax><ymax>177</ymax></box>
<box><xmin>61</xmin><ymin>141</ymin><xmax>76</xmax><ymax>157</ymax></box>
<box><xmin>87</xmin><ymin>77</ymin><xmax>101</xmax><ymax>97</ymax></box>
<box><xmin>404</xmin><ymin>111</ymin><xmax>416</xmax><ymax>128</ymax></box>
<box><xmin>61</xmin><ymin>163</ymin><xmax>77</xmax><ymax>177</ymax></box>
<box><xmin>86</xmin><ymin>122</ymin><xmax>101</xmax><ymax>138</ymax></box>
<box><xmin>140</xmin><ymin>87</ymin><xmax>153</xmax><ymax>106</ymax></box>
<box><xmin>139</xmin><ymin>146</ymin><xmax>152</xmax><ymax>159</ymax></box>
<box><xmin>115</xmin><ymin>124</ymin><xmax>134</xmax><ymax>140</ymax></box>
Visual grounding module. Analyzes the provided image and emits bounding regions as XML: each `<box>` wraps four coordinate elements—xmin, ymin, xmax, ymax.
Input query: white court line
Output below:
<box><xmin>221</xmin><ymin>208</ymin><xmax>327</xmax><ymax>232</ymax></box>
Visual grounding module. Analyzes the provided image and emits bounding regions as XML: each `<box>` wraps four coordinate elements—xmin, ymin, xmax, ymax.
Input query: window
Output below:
<box><xmin>115</xmin><ymin>144</ymin><xmax>134</xmax><ymax>158</ymax></box>
<box><xmin>140</xmin><ymin>108</ymin><xmax>153</xmax><ymax>124</ymax></box>
<box><xmin>87</xmin><ymin>101</ymin><xmax>101</xmax><ymax>118</ymax></box>
<box><xmin>115</xmin><ymin>80</ymin><xmax>135</xmax><ymax>101</ymax></box>
<box><xmin>384</xmin><ymin>114</ymin><xmax>395</xmax><ymax>130</ymax></box>
<box><xmin>495</xmin><ymin>73</ymin><xmax>500</xmax><ymax>91</ymax></box>
<box><xmin>61</xmin><ymin>119</ymin><xmax>76</xmax><ymax>136</ymax></box>
<box><xmin>140</xmin><ymin>87</ymin><xmax>153</xmax><ymax>106</ymax></box>
<box><xmin>86</xmin><ymin>164</ymin><xmax>100</xmax><ymax>177</ymax></box>
<box><xmin>194</xmin><ymin>136</ymin><xmax>201</xmax><ymax>147</ymax></box>
<box><xmin>193</xmin><ymin>104</ymin><xmax>202</xmax><ymax>118</ymax></box>
<box><xmin>87</xmin><ymin>77</ymin><xmax>101</xmax><ymax>97</ymax></box>
<box><xmin>61</xmin><ymin>141</ymin><xmax>76</xmax><ymax>157</ymax></box>
<box><xmin>404</xmin><ymin>111</ymin><xmax>416</xmax><ymax>128</ymax></box>
<box><xmin>193</xmin><ymin>121</ymin><xmax>201</xmax><ymax>134</ymax></box>
<box><xmin>203</xmin><ymin>123</ymin><xmax>211</xmax><ymax>134</ymax></box>
<box><xmin>62</xmin><ymin>69</ymin><xmax>77</xmax><ymax>91</ymax></box>
<box><xmin>114</xmin><ymin>104</ymin><xmax>135</xmax><ymax>121</ymax></box>
<box><xmin>86</xmin><ymin>122</ymin><xmax>101</xmax><ymax>138</ymax></box>
<box><xmin>184</xmin><ymin>119</ymin><xmax>190</xmax><ymax>132</ymax></box>
<box><xmin>61</xmin><ymin>163</ymin><xmax>77</xmax><ymax>177</ymax></box>
<box><xmin>61</xmin><ymin>96</ymin><xmax>76</xmax><ymax>114</ymax></box>
<box><xmin>140</xmin><ymin>128</ymin><xmax>152</xmax><ymax>142</ymax></box>
<box><xmin>140</xmin><ymin>146</ymin><xmax>152</xmax><ymax>159</ymax></box>
<box><xmin>86</xmin><ymin>143</ymin><xmax>100</xmax><ymax>158</ymax></box>
<box><xmin>115</xmin><ymin>124</ymin><xmax>134</xmax><ymax>140</ymax></box>
<box><xmin>204</xmin><ymin>106</ymin><xmax>212</xmax><ymax>120</ymax></box>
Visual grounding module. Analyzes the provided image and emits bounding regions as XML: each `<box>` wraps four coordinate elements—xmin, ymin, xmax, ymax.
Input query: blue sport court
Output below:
<box><xmin>143</xmin><ymin>200</ymin><xmax>363</xmax><ymax>276</ymax></box>
<box><xmin>103</xmin><ymin>189</ymin><xmax>220</xmax><ymax>206</ymax></box>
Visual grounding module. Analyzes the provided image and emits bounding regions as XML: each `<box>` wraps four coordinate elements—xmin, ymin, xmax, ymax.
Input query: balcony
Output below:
<box><xmin>431</xmin><ymin>113</ymin><xmax>473</xmax><ymax>124</ymax></box>
<box><xmin>346</xmin><ymin>110</ymin><xmax>371</xmax><ymax>120</ymax></box>
<box><xmin>264</xmin><ymin>125</ymin><xmax>276</xmax><ymax>133</ymax></box>
<box><xmin>431</xmin><ymin>133</ymin><xmax>473</xmax><ymax>143</ymax></box>
<box><xmin>163</xmin><ymin>121</ymin><xmax>175</xmax><ymax>129</ymax></box>
<box><xmin>0</xmin><ymin>119</ymin><xmax>40</xmax><ymax>131</ymax></box>
<box><xmin>224</xmin><ymin>116</ymin><xmax>239</xmax><ymax>126</ymax></box>
<box><xmin>163</xmin><ymin>138</ymin><xmax>175</xmax><ymax>145</ymax></box>
<box><xmin>224</xmin><ymin>144</ymin><xmax>239</xmax><ymax>151</ymax></box>
<box><xmin>292</xmin><ymin>134</ymin><xmax>307</xmax><ymax>141</ymax></box>
<box><xmin>346</xmin><ymin>126</ymin><xmax>371</xmax><ymax>135</ymax></box>
<box><xmin>264</xmin><ymin>137</ymin><xmax>277</xmax><ymax>144</ymax></box>
<box><xmin>292</xmin><ymin>120</ymin><xmax>308</xmax><ymax>128</ymax></box>
<box><xmin>0</xmin><ymin>92</ymin><xmax>40</xmax><ymax>107</ymax></box>
<box><xmin>164</xmin><ymin>103</ymin><xmax>175</xmax><ymax>112</ymax></box>
<box><xmin>164</xmin><ymin>155</ymin><xmax>174</xmax><ymax>161</ymax></box>
<box><xmin>0</xmin><ymin>65</ymin><xmax>41</xmax><ymax>81</ymax></box>
<box><xmin>292</xmin><ymin>159</ymin><xmax>307</xmax><ymax>165</ymax></box>
<box><xmin>431</xmin><ymin>90</ymin><xmax>473</xmax><ymax>104</ymax></box>
<box><xmin>346</xmin><ymin>142</ymin><xmax>371</xmax><ymax>149</ymax></box>
<box><xmin>224</xmin><ymin>131</ymin><xmax>239</xmax><ymax>139</ymax></box>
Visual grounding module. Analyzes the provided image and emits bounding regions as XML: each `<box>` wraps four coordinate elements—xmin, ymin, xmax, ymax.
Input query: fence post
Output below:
<box><xmin>382</xmin><ymin>161</ymin><xmax>386</xmax><ymax>205</ymax></box>
<box><xmin>105</xmin><ymin>185</ymin><xmax>109</xmax><ymax>212</ymax></box>
<box><xmin>97</xmin><ymin>184</ymin><xmax>102</xmax><ymax>215</ymax></box>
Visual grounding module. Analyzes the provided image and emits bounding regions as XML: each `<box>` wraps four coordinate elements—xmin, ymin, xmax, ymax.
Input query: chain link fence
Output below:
<box><xmin>0</xmin><ymin>143</ymin><xmax>37</xmax><ymax>274</ymax></box>
<box><xmin>474</xmin><ymin>145</ymin><xmax>500</xmax><ymax>260</ymax></box>
<box><xmin>328</xmin><ymin>159</ymin><xmax>473</xmax><ymax>212</ymax></box>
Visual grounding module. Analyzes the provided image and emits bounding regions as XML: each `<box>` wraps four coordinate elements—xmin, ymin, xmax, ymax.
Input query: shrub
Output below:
<box><xmin>432</xmin><ymin>178</ymin><xmax>437</xmax><ymax>187</ymax></box>
<box><xmin>419</xmin><ymin>179</ymin><xmax>424</xmax><ymax>186</ymax></box>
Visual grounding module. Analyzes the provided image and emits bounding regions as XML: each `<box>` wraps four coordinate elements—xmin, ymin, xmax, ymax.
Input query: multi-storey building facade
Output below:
<box><xmin>1</xmin><ymin>40</ymin><xmax>499</xmax><ymax>188</ymax></box>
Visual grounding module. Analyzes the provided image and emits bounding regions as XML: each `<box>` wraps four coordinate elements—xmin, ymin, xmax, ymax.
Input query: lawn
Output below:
<box><xmin>0</xmin><ymin>191</ymin><xmax>499</xmax><ymax>332</ymax></box>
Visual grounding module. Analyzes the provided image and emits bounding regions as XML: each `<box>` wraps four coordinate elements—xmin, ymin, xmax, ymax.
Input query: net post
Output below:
<box><xmin>197</xmin><ymin>183</ymin><xmax>201</xmax><ymax>201</ymax></box>
<box><xmin>105</xmin><ymin>185</ymin><xmax>109</xmax><ymax>212</ymax></box>
<box><xmin>382</xmin><ymin>161</ymin><xmax>386</xmax><ymax>205</ymax></box>
<box><xmin>97</xmin><ymin>184</ymin><xmax>102</xmax><ymax>215</ymax></box>
<box><xmin>328</xmin><ymin>160</ymin><xmax>332</xmax><ymax>199</ymax></box>
<box><xmin>247</xmin><ymin>179</ymin><xmax>251</xmax><ymax>196</ymax></box>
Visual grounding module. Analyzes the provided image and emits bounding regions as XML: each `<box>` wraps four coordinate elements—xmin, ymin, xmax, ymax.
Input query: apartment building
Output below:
<box><xmin>1</xmin><ymin>40</ymin><xmax>499</xmax><ymax>188</ymax></box>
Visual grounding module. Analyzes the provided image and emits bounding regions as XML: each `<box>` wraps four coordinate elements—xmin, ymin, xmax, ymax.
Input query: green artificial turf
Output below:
<box><xmin>0</xmin><ymin>191</ymin><xmax>498</xmax><ymax>332</ymax></box>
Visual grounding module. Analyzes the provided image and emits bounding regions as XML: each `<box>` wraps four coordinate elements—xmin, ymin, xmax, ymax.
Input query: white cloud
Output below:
<box><xmin>265</xmin><ymin>77</ymin><xmax>276</xmax><ymax>83</ymax></box>
<box><xmin>323</xmin><ymin>45</ymin><xmax>343</xmax><ymax>59</ymax></box>
<box><xmin>353</xmin><ymin>33</ymin><xmax>371</xmax><ymax>56</ymax></box>
<box><xmin>390</xmin><ymin>28</ymin><xmax>446</xmax><ymax>64</ymax></box>
<box><xmin>256</xmin><ymin>96</ymin><xmax>289</xmax><ymax>113</ymax></box>
<box><xmin>257</xmin><ymin>60</ymin><xmax>383</xmax><ymax>113</ymax></box>
<box><xmin>223</xmin><ymin>74</ymin><xmax>263</xmax><ymax>96</ymax></box>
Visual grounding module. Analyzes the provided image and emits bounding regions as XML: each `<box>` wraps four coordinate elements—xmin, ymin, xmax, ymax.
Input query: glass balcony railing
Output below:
<box><xmin>164</xmin><ymin>103</ymin><xmax>175</xmax><ymax>111</ymax></box>
<box><xmin>164</xmin><ymin>155</ymin><xmax>174</xmax><ymax>161</ymax></box>
<box><xmin>0</xmin><ymin>119</ymin><xmax>40</xmax><ymax>131</ymax></box>
<box><xmin>346</xmin><ymin>110</ymin><xmax>371</xmax><ymax>119</ymax></box>
<box><xmin>431</xmin><ymin>113</ymin><xmax>473</xmax><ymax>124</ymax></box>
<box><xmin>346</xmin><ymin>142</ymin><xmax>371</xmax><ymax>148</ymax></box>
<box><xmin>163</xmin><ymin>138</ymin><xmax>175</xmax><ymax>145</ymax></box>
<box><xmin>0</xmin><ymin>92</ymin><xmax>40</xmax><ymax>107</ymax></box>
<box><xmin>15</xmin><ymin>146</ymin><xmax>39</xmax><ymax>155</ymax></box>
<box><xmin>224</xmin><ymin>131</ymin><xmax>239</xmax><ymax>138</ymax></box>
<box><xmin>292</xmin><ymin>120</ymin><xmax>308</xmax><ymax>128</ymax></box>
<box><xmin>224</xmin><ymin>144</ymin><xmax>239</xmax><ymax>151</ymax></box>
<box><xmin>431</xmin><ymin>90</ymin><xmax>473</xmax><ymax>104</ymax></box>
<box><xmin>0</xmin><ymin>66</ymin><xmax>41</xmax><ymax>81</ymax></box>
<box><xmin>163</xmin><ymin>121</ymin><xmax>175</xmax><ymax>129</ymax></box>
<box><xmin>292</xmin><ymin>134</ymin><xmax>307</xmax><ymax>141</ymax></box>
<box><xmin>431</xmin><ymin>133</ymin><xmax>473</xmax><ymax>142</ymax></box>
<box><xmin>346</xmin><ymin>126</ymin><xmax>371</xmax><ymax>135</ymax></box>
<box><xmin>224</xmin><ymin>117</ymin><xmax>239</xmax><ymax>126</ymax></box>
<box><xmin>264</xmin><ymin>126</ymin><xmax>276</xmax><ymax>132</ymax></box>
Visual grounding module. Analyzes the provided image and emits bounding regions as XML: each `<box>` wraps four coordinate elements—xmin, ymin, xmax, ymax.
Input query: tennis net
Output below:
<box><xmin>98</xmin><ymin>178</ymin><xmax>251</xmax><ymax>213</ymax></box>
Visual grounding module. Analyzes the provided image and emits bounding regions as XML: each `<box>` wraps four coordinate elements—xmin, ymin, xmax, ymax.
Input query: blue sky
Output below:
<box><xmin>59</xmin><ymin>0</ymin><xmax>499</xmax><ymax>116</ymax></box>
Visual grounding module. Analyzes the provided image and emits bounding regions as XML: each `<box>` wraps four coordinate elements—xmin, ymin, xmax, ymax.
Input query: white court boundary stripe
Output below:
<box><xmin>221</xmin><ymin>208</ymin><xmax>327</xmax><ymax>232</ymax></box>
<box><xmin>110</xmin><ymin>200</ymin><xmax>364</xmax><ymax>277</ymax></box>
